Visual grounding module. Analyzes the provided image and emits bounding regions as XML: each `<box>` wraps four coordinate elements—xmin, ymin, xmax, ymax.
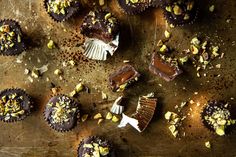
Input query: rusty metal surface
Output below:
<box><xmin>0</xmin><ymin>0</ymin><xmax>236</xmax><ymax>156</ymax></box>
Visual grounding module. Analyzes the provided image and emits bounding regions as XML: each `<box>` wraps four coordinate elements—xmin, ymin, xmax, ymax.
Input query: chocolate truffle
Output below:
<box><xmin>117</xmin><ymin>0</ymin><xmax>150</xmax><ymax>15</ymax></box>
<box><xmin>44</xmin><ymin>95</ymin><xmax>80</xmax><ymax>132</ymax></box>
<box><xmin>109</xmin><ymin>64</ymin><xmax>140</xmax><ymax>92</ymax></box>
<box><xmin>80</xmin><ymin>11</ymin><xmax>120</xmax><ymax>61</ymax></box>
<box><xmin>149</xmin><ymin>52</ymin><xmax>182</xmax><ymax>81</ymax></box>
<box><xmin>201</xmin><ymin>101</ymin><xmax>236</xmax><ymax>136</ymax></box>
<box><xmin>0</xmin><ymin>88</ymin><xmax>33</xmax><ymax>122</ymax></box>
<box><xmin>78</xmin><ymin>136</ymin><xmax>115</xmax><ymax>157</ymax></box>
<box><xmin>44</xmin><ymin>0</ymin><xmax>80</xmax><ymax>22</ymax></box>
<box><xmin>162</xmin><ymin>0</ymin><xmax>198</xmax><ymax>26</ymax></box>
<box><xmin>0</xmin><ymin>20</ymin><xmax>25</xmax><ymax>56</ymax></box>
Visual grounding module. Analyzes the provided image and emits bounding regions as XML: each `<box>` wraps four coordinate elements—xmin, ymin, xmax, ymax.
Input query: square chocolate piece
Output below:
<box><xmin>149</xmin><ymin>53</ymin><xmax>182</xmax><ymax>81</ymax></box>
<box><xmin>109</xmin><ymin>64</ymin><xmax>140</xmax><ymax>92</ymax></box>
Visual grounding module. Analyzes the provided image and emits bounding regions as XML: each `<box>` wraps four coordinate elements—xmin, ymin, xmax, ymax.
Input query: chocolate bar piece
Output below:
<box><xmin>109</xmin><ymin>64</ymin><xmax>140</xmax><ymax>92</ymax></box>
<box><xmin>149</xmin><ymin>53</ymin><xmax>182</xmax><ymax>81</ymax></box>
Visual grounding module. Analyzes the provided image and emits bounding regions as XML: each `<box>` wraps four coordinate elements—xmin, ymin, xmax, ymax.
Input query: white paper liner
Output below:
<box><xmin>83</xmin><ymin>34</ymin><xmax>119</xmax><ymax>61</ymax></box>
<box><xmin>110</xmin><ymin>96</ymin><xmax>124</xmax><ymax>115</ymax></box>
<box><xmin>118</xmin><ymin>93</ymin><xmax>157</xmax><ymax>132</ymax></box>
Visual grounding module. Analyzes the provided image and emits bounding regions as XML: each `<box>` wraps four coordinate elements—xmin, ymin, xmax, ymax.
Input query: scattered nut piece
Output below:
<box><xmin>205</xmin><ymin>141</ymin><xmax>211</xmax><ymax>149</ymax></box>
<box><xmin>111</xmin><ymin>115</ymin><xmax>119</xmax><ymax>122</ymax></box>
<box><xmin>164</xmin><ymin>30</ymin><xmax>171</xmax><ymax>38</ymax></box>
<box><xmin>75</xmin><ymin>83</ymin><xmax>84</xmax><ymax>93</ymax></box>
<box><xmin>94</xmin><ymin>113</ymin><xmax>102</xmax><ymax>119</ymax></box>
<box><xmin>81</xmin><ymin>114</ymin><xmax>89</xmax><ymax>122</ymax></box>
<box><xmin>54</xmin><ymin>69</ymin><xmax>62</xmax><ymax>75</ymax></box>
<box><xmin>24</xmin><ymin>68</ymin><xmax>30</xmax><ymax>75</ymax></box>
<box><xmin>215</xmin><ymin>64</ymin><xmax>221</xmax><ymax>69</ymax></box>
<box><xmin>123</xmin><ymin>60</ymin><xmax>130</xmax><ymax>63</ymax></box>
<box><xmin>97</xmin><ymin>119</ymin><xmax>104</xmax><ymax>125</ymax></box>
<box><xmin>69</xmin><ymin>60</ymin><xmax>76</xmax><ymax>66</ymax></box>
<box><xmin>47</xmin><ymin>40</ymin><xmax>55</xmax><ymax>49</ymax></box>
<box><xmin>102</xmin><ymin>92</ymin><xmax>108</xmax><ymax>100</ymax></box>
<box><xmin>157</xmin><ymin>40</ymin><xmax>163</xmax><ymax>47</ymax></box>
<box><xmin>31</xmin><ymin>68</ymin><xmax>40</xmax><ymax>78</ymax></box>
<box><xmin>209</xmin><ymin>5</ymin><xmax>215</xmax><ymax>12</ymax></box>
<box><xmin>160</xmin><ymin>45</ymin><xmax>168</xmax><ymax>53</ymax></box>
<box><xmin>106</xmin><ymin>112</ymin><xmax>113</xmax><ymax>120</ymax></box>
<box><xmin>69</xmin><ymin>90</ymin><xmax>77</xmax><ymax>97</ymax></box>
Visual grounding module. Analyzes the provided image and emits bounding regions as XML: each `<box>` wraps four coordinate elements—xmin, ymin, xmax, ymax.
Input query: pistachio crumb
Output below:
<box><xmin>81</xmin><ymin>114</ymin><xmax>88</xmax><ymax>122</ymax></box>
<box><xmin>102</xmin><ymin>92</ymin><xmax>108</xmax><ymax>100</ymax></box>
<box><xmin>164</xmin><ymin>30</ymin><xmax>171</xmax><ymax>38</ymax></box>
<box><xmin>97</xmin><ymin>118</ymin><xmax>103</xmax><ymax>125</ymax></box>
<box><xmin>111</xmin><ymin>115</ymin><xmax>119</xmax><ymax>122</ymax></box>
<box><xmin>106</xmin><ymin>112</ymin><xmax>113</xmax><ymax>120</ymax></box>
<box><xmin>54</xmin><ymin>69</ymin><xmax>62</xmax><ymax>75</ymax></box>
<box><xmin>94</xmin><ymin>113</ymin><xmax>102</xmax><ymax>119</ymax></box>
<box><xmin>205</xmin><ymin>141</ymin><xmax>211</xmax><ymax>149</ymax></box>
<box><xmin>47</xmin><ymin>40</ymin><xmax>55</xmax><ymax>49</ymax></box>
<box><xmin>209</xmin><ymin>5</ymin><xmax>215</xmax><ymax>12</ymax></box>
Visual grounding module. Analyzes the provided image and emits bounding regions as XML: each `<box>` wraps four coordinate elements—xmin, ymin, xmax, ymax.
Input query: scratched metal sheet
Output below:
<box><xmin>0</xmin><ymin>0</ymin><xmax>235</xmax><ymax>157</ymax></box>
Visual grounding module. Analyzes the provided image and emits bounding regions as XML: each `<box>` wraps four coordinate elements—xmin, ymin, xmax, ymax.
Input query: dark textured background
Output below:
<box><xmin>0</xmin><ymin>0</ymin><xmax>235</xmax><ymax>156</ymax></box>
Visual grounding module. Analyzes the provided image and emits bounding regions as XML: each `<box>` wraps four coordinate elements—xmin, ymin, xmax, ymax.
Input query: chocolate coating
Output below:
<box><xmin>0</xmin><ymin>20</ymin><xmax>25</xmax><ymax>56</ymax></box>
<box><xmin>0</xmin><ymin>88</ymin><xmax>32</xmax><ymax>122</ymax></box>
<box><xmin>78</xmin><ymin>136</ymin><xmax>115</xmax><ymax>157</ymax></box>
<box><xmin>44</xmin><ymin>95</ymin><xmax>80</xmax><ymax>132</ymax></box>
<box><xmin>117</xmin><ymin>0</ymin><xmax>149</xmax><ymax>15</ymax></box>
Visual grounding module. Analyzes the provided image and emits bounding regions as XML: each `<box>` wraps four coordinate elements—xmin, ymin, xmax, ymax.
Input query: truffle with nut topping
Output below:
<box><xmin>44</xmin><ymin>0</ymin><xmax>80</xmax><ymax>22</ymax></box>
<box><xmin>80</xmin><ymin>11</ymin><xmax>120</xmax><ymax>60</ymax></box>
<box><xmin>44</xmin><ymin>95</ymin><xmax>80</xmax><ymax>132</ymax></box>
<box><xmin>201</xmin><ymin>101</ymin><xmax>236</xmax><ymax>136</ymax></box>
<box><xmin>117</xmin><ymin>0</ymin><xmax>150</xmax><ymax>15</ymax></box>
<box><xmin>0</xmin><ymin>88</ymin><xmax>33</xmax><ymax>122</ymax></box>
<box><xmin>162</xmin><ymin>0</ymin><xmax>198</xmax><ymax>26</ymax></box>
<box><xmin>81</xmin><ymin>11</ymin><xmax>119</xmax><ymax>43</ymax></box>
<box><xmin>0</xmin><ymin>20</ymin><xmax>25</xmax><ymax>56</ymax></box>
<box><xmin>77</xmin><ymin>136</ymin><xmax>115</xmax><ymax>157</ymax></box>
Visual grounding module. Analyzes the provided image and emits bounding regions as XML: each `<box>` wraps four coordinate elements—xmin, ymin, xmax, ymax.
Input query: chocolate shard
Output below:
<box><xmin>118</xmin><ymin>93</ymin><xmax>157</xmax><ymax>132</ymax></box>
<box><xmin>109</xmin><ymin>64</ymin><xmax>140</xmax><ymax>92</ymax></box>
<box><xmin>149</xmin><ymin>53</ymin><xmax>182</xmax><ymax>81</ymax></box>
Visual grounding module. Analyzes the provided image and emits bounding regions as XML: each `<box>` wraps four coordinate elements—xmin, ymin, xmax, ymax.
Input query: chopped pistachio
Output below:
<box><xmin>69</xmin><ymin>60</ymin><xmax>76</xmax><ymax>66</ymax></box>
<box><xmin>191</xmin><ymin>37</ymin><xmax>200</xmax><ymax>46</ymax></box>
<box><xmin>31</xmin><ymin>68</ymin><xmax>40</xmax><ymax>78</ymax></box>
<box><xmin>75</xmin><ymin>83</ymin><xmax>84</xmax><ymax>93</ymax></box>
<box><xmin>83</xmin><ymin>144</ymin><xmax>93</xmax><ymax>148</ymax></box>
<box><xmin>54</xmin><ymin>69</ymin><xmax>62</xmax><ymax>75</ymax></box>
<box><xmin>184</xmin><ymin>14</ymin><xmax>190</xmax><ymax>20</ymax></box>
<box><xmin>215</xmin><ymin>64</ymin><xmax>221</xmax><ymax>68</ymax></box>
<box><xmin>164</xmin><ymin>111</ymin><xmax>172</xmax><ymax>120</ymax></box>
<box><xmin>216</xmin><ymin>126</ymin><xmax>225</xmax><ymax>136</ymax></box>
<box><xmin>173</xmin><ymin>5</ymin><xmax>182</xmax><ymax>15</ymax></box>
<box><xmin>99</xmin><ymin>0</ymin><xmax>105</xmax><ymax>6</ymax></box>
<box><xmin>99</xmin><ymin>146</ymin><xmax>109</xmax><ymax>156</ymax></box>
<box><xmin>123</xmin><ymin>60</ymin><xmax>130</xmax><ymax>63</ymax></box>
<box><xmin>69</xmin><ymin>90</ymin><xmax>77</xmax><ymax>97</ymax></box>
<box><xmin>101</xmin><ymin>92</ymin><xmax>108</xmax><ymax>100</ymax></box>
<box><xmin>104</xmin><ymin>13</ymin><xmax>111</xmax><ymax>20</ymax></box>
<box><xmin>179</xmin><ymin>56</ymin><xmax>188</xmax><ymax>64</ymax></box>
<box><xmin>164</xmin><ymin>30</ymin><xmax>171</xmax><ymax>38</ymax></box>
<box><xmin>111</xmin><ymin>115</ymin><xmax>119</xmax><ymax>122</ymax></box>
<box><xmin>157</xmin><ymin>40</ymin><xmax>163</xmax><ymax>47</ymax></box>
<box><xmin>81</xmin><ymin>114</ymin><xmax>88</xmax><ymax>122</ymax></box>
<box><xmin>165</xmin><ymin>6</ymin><xmax>172</xmax><ymax>12</ymax></box>
<box><xmin>97</xmin><ymin>118</ymin><xmax>103</xmax><ymax>125</ymax></box>
<box><xmin>94</xmin><ymin>113</ymin><xmax>102</xmax><ymax>119</ymax></box>
<box><xmin>47</xmin><ymin>40</ymin><xmax>55</xmax><ymax>49</ymax></box>
<box><xmin>160</xmin><ymin>45</ymin><xmax>168</xmax><ymax>53</ymax></box>
<box><xmin>106</xmin><ymin>112</ymin><xmax>113</xmax><ymax>120</ymax></box>
<box><xmin>190</xmin><ymin>45</ymin><xmax>199</xmax><ymax>54</ymax></box>
<box><xmin>205</xmin><ymin>141</ymin><xmax>211</xmax><ymax>149</ymax></box>
<box><xmin>209</xmin><ymin>5</ymin><xmax>215</xmax><ymax>12</ymax></box>
<box><xmin>212</xmin><ymin>46</ymin><xmax>219</xmax><ymax>57</ymax></box>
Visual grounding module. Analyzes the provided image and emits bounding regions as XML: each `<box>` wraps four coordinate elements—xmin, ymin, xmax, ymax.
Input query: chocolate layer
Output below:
<box><xmin>0</xmin><ymin>88</ymin><xmax>32</xmax><ymax>122</ymax></box>
<box><xmin>109</xmin><ymin>64</ymin><xmax>140</xmax><ymax>92</ymax></box>
<box><xmin>0</xmin><ymin>20</ymin><xmax>25</xmax><ymax>56</ymax></box>
<box><xmin>117</xmin><ymin>0</ymin><xmax>149</xmax><ymax>15</ymax></box>
<box><xmin>149</xmin><ymin>53</ymin><xmax>182</xmax><ymax>81</ymax></box>
<box><xmin>44</xmin><ymin>0</ymin><xmax>80</xmax><ymax>22</ymax></box>
<box><xmin>81</xmin><ymin>11</ymin><xmax>119</xmax><ymax>43</ymax></box>
<box><xmin>162</xmin><ymin>0</ymin><xmax>198</xmax><ymax>26</ymax></box>
<box><xmin>78</xmin><ymin>136</ymin><xmax>115</xmax><ymax>157</ymax></box>
<box><xmin>44</xmin><ymin>95</ymin><xmax>79</xmax><ymax>132</ymax></box>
